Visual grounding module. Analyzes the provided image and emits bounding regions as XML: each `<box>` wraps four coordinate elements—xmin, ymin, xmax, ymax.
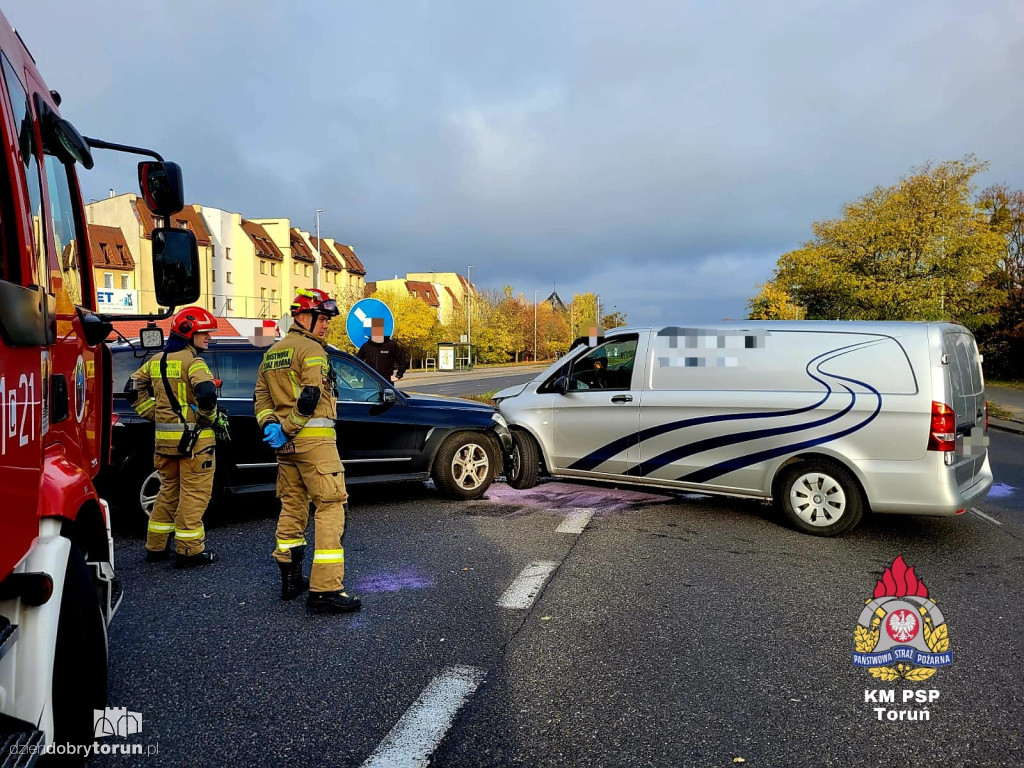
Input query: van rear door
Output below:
<box><xmin>942</xmin><ymin>329</ymin><xmax>987</xmax><ymax>489</ymax></box>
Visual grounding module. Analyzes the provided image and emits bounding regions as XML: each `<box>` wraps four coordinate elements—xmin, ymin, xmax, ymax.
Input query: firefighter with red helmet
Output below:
<box><xmin>129</xmin><ymin>306</ymin><xmax>223</xmax><ymax>567</ymax></box>
<box><xmin>254</xmin><ymin>289</ymin><xmax>362</xmax><ymax>613</ymax></box>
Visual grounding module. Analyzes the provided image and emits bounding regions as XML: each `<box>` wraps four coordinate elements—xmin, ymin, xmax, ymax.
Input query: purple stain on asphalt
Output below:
<box><xmin>485</xmin><ymin>481</ymin><xmax>670</xmax><ymax>512</ymax></box>
<box><xmin>987</xmin><ymin>482</ymin><xmax>1017</xmax><ymax>499</ymax></box>
<box><xmin>352</xmin><ymin>568</ymin><xmax>434</xmax><ymax>593</ymax></box>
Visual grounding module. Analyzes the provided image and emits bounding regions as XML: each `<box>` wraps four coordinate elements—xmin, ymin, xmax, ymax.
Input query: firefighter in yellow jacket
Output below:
<box><xmin>129</xmin><ymin>307</ymin><xmax>224</xmax><ymax>568</ymax></box>
<box><xmin>254</xmin><ymin>289</ymin><xmax>362</xmax><ymax>614</ymax></box>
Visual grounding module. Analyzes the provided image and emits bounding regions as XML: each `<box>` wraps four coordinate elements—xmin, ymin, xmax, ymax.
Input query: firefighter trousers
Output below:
<box><xmin>145</xmin><ymin>446</ymin><xmax>216</xmax><ymax>556</ymax></box>
<box><xmin>273</xmin><ymin>443</ymin><xmax>349</xmax><ymax>593</ymax></box>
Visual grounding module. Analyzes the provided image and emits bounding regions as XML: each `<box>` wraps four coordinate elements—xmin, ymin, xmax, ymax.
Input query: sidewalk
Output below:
<box><xmin>986</xmin><ymin>385</ymin><xmax>1024</xmax><ymax>436</ymax></box>
<box><xmin>400</xmin><ymin>363</ymin><xmax>549</xmax><ymax>387</ymax></box>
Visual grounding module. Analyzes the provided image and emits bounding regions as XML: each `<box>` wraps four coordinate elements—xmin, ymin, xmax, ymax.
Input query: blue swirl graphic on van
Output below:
<box><xmin>678</xmin><ymin>370</ymin><xmax>882</xmax><ymax>483</ymax></box>
<box><xmin>568</xmin><ymin>339</ymin><xmax>882</xmax><ymax>473</ymax></box>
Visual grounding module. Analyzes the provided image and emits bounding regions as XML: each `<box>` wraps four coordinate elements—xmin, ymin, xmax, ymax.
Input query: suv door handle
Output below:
<box><xmin>610</xmin><ymin>394</ymin><xmax>633</xmax><ymax>404</ymax></box>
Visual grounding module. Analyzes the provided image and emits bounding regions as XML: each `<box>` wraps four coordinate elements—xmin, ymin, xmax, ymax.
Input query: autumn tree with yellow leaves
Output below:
<box><xmin>750</xmin><ymin>156</ymin><xmax>1007</xmax><ymax>330</ymax></box>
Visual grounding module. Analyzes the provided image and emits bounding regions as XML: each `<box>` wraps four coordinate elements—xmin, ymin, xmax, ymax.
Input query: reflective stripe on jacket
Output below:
<box><xmin>130</xmin><ymin>347</ymin><xmax>216</xmax><ymax>456</ymax></box>
<box><xmin>253</xmin><ymin>326</ymin><xmax>337</xmax><ymax>454</ymax></box>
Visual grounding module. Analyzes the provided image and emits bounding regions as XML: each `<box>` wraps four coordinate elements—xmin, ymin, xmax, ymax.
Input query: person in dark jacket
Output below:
<box><xmin>357</xmin><ymin>318</ymin><xmax>409</xmax><ymax>382</ymax></box>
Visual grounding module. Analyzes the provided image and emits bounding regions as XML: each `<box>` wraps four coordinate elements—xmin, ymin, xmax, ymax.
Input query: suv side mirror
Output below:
<box><xmin>138</xmin><ymin>161</ymin><xmax>185</xmax><ymax>216</ymax></box>
<box><xmin>381</xmin><ymin>388</ymin><xmax>397</xmax><ymax>405</ymax></box>
<box><xmin>152</xmin><ymin>228</ymin><xmax>200</xmax><ymax>307</ymax></box>
<box><xmin>552</xmin><ymin>375</ymin><xmax>569</xmax><ymax>395</ymax></box>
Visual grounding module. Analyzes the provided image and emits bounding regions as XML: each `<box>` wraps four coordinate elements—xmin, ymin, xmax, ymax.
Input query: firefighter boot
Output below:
<box><xmin>175</xmin><ymin>551</ymin><xmax>218</xmax><ymax>569</ymax></box>
<box><xmin>278</xmin><ymin>547</ymin><xmax>309</xmax><ymax>600</ymax></box>
<box><xmin>306</xmin><ymin>591</ymin><xmax>362</xmax><ymax>614</ymax></box>
<box><xmin>145</xmin><ymin>544</ymin><xmax>171</xmax><ymax>563</ymax></box>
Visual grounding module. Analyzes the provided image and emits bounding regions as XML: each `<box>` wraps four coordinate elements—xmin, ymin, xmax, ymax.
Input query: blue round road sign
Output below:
<box><xmin>347</xmin><ymin>298</ymin><xmax>395</xmax><ymax>349</ymax></box>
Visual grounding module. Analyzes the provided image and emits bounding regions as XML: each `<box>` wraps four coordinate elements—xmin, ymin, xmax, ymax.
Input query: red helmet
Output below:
<box><xmin>290</xmin><ymin>288</ymin><xmax>339</xmax><ymax>318</ymax></box>
<box><xmin>170</xmin><ymin>306</ymin><xmax>218</xmax><ymax>340</ymax></box>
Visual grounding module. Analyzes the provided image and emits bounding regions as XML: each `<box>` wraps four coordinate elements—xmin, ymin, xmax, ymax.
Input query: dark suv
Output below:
<box><xmin>102</xmin><ymin>337</ymin><xmax>512</xmax><ymax>524</ymax></box>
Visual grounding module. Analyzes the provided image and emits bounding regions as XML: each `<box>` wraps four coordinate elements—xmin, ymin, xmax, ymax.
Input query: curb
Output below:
<box><xmin>990</xmin><ymin>418</ymin><xmax>1024</xmax><ymax>437</ymax></box>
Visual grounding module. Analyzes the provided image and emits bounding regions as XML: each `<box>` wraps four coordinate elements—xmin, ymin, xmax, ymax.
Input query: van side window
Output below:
<box><xmin>568</xmin><ymin>336</ymin><xmax>638</xmax><ymax>391</ymax></box>
<box><xmin>1</xmin><ymin>53</ymin><xmax>46</xmax><ymax>290</ymax></box>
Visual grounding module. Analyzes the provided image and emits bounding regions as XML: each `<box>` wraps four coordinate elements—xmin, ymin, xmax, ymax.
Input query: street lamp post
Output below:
<box><xmin>534</xmin><ymin>290</ymin><xmax>538</xmax><ymax>362</ymax></box>
<box><xmin>467</xmin><ymin>265</ymin><xmax>472</xmax><ymax>368</ymax></box>
<box><xmin>314</xmin><ymin>209</ymin><xmax>324</xmax><ymax>290</ymax></box>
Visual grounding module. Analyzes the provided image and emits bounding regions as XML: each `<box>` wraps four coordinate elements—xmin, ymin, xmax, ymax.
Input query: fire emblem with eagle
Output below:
<box><xmin>852</xmin><ymin>556</ymin><xmax>953</xmax><ymax>681</ymax></box>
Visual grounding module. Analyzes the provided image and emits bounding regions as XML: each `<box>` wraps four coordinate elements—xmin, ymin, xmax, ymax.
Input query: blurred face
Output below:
<box><xmin>371</xmin><ymin>318</ymin><xmax>384</xmax><ymax>343</ymax></box>
<box><xmin>192</xmin><ymin>331</ymin><xmax>211</xmax><ymax>350</ymax></box>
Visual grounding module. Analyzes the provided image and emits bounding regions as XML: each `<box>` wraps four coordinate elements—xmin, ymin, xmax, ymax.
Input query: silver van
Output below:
<box><xmin>493</xmin><ymin>322</ymin><xmax>992</xmax><ymax>536</ymax></box>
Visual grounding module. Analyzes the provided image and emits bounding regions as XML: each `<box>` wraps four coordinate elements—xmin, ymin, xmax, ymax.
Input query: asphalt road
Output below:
<box><xmin>93</xmin><ymin>431</ymin><xmax>1023</xmax><ymax>768</ymax></box>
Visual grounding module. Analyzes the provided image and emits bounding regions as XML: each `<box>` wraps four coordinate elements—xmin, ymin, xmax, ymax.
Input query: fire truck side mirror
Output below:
<box><xmin>138</xmin><ymin>161</ymin><xmax>185</xmax><ymax>216</ymax></box>
<box><xmin>152</xmin><ymin>228</ymin><xmax>200</xmax><ymax>308</ymax></box>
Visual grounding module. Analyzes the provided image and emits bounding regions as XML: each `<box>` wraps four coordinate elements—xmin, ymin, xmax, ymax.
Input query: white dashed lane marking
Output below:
<box><xmin>361</xmin><ymin>665</ymin><xmax>486</xmax><ymax>768</ymax></box>
<box><xmin>556</xmin><ymin>507</ymin><xmax>594</xmax><ymax>534</ymax></box>
<box><xmin>497</xmin><ymin>561</ymin><xmax>558</xmax><ymax>610</ymax></box>
<box><xmin>970</xmin><ymin>507</ymin><xmax>1002</xmax><ymax>526</ymax></box>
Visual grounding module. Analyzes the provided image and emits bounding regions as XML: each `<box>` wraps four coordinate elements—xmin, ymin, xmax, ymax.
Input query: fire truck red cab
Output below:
<box><xmin>0</xmin><ymin>9</ymin><xmax>199</xmax><ymax>758</ymax></box>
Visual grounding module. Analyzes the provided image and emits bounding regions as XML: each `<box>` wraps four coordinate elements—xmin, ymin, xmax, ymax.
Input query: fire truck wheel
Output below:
<box><xmin>51</xmin><ymin>544</ymin><xmax>108</xmax><ymax>753</ymax></box>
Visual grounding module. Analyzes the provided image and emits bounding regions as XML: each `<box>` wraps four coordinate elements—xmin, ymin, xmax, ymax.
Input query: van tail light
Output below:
<box><xmin>985</xmin><ymin>401</ymin><xmax>989</xmax><ymax>434</ymax></box>
<box><xmin>927</xmin><ymin>401</ymin><xmax>955</xmax><ymax>452</ymax></box>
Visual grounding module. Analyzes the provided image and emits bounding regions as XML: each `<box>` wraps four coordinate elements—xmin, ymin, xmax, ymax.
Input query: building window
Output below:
<box><xmin>260</xmin><ymin>261</ymin><xmax>266</xmax><ymax>275</ymax></box>
<box><xmin>261</xmin><ymin>287</ymin><xmax>267</xmax><ymax>299</ymax></box>
<box><xmin>213</xmin><ymin>296</ymin><xmax>218</xmax><ymax>310</ymax></box>
<box><xmin>271</xmin><ymin>263</ymin><xmax>278</xmax><ymax>277</ymax></box>
<box><xmin>305</xmin><ymin>265</ymin><xmax>311</xmax><ymax>278</ymax></box>
<box><xmin>226</xmin><ymin>298</ymin><xmax>234</xmax><ymax>311</ymax></box>
<box><xmin>212</xmin><ymin>269</ymin><xmax>216</xmax><ymax>283</ymax></box>
<box><xmin>293</xmin><ymin>263</ymin><xmax>299</xmax><ymax>275</ymax></box>
<box><xmin>120</xmin><ymin>274</ymin><xmax>129</xmax><ymax>290</ymax></box>
<box><xmin>104</xmin><ymin>272</ymin><xmax>113</xmax><ymax>289</ymax></box>
<box><xmin>227</xmin><ymin>272</ymin><xmax>233</xmax><ymax>284</ymax></box>
<box><xmin>225</xmin><ymin>247</ymin><xmax>231</xmax><ymax>260</ymax></box>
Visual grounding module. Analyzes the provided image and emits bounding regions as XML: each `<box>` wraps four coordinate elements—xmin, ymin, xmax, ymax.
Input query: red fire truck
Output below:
<box><xmin>0</xmin><ymin>9</ymin><xmax>200</xmax><ymax>760</ymax></box>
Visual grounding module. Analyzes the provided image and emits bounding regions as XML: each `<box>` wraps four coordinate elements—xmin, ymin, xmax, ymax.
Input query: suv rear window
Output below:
<box><xmin>210</xmin><ymin>349</ymin><xmax>263</xmax><ymax>398</ymax></box>
<box><xmin>111</xmin><ymin>347</ymin><xmax>156</xmax><ymax>393</ymax></box>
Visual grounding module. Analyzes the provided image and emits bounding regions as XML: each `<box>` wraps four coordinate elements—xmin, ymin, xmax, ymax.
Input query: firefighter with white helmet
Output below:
<box><xmin>129</xmin><ymin>306</ymin><xmax>225</xmax><ymax>567</ymax></box>
<box><xmin>254</xmin><ymin>288</ymin><xmax>361</xmax><ymax>613</ymax></box>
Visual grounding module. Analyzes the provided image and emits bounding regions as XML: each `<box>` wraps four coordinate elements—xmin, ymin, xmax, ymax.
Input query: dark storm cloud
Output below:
<box><xmin>8</xmin><ymin>0</ymin><xmax>1023</xmax><ymax>322</ymax></box>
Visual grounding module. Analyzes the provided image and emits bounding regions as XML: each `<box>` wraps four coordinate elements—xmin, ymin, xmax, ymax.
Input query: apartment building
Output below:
<box><xmin>88</xmin><ymin>224</ymin><xmax>137</xmax><ymax>314</ymax></box>
<box><xmin>85</xmin><ymin>194</ymin><xmax>214</xmax><ymax>313</ymax></box>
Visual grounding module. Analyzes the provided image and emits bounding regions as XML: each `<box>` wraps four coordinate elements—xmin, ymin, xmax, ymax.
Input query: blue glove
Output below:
<box><xmin>263</xmin><ymin>423</ymin><xmax>287</xmax><ymax>449</ymax></box>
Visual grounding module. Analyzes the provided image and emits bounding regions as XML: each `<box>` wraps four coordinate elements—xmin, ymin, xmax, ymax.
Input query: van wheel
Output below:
<box><xmin>51</xmin><ymin>544</ymin><xmax>108</xmax><ymax>755</ymax></box>
<box><xmin>777</xmin><ymin>460</ymin><xmax>864</xmax><ymax>536</ymax></box>
<box><xmin>122</xmin><ymin>458</ymin><xmax>160</xmax><ymax>528</ymax></box>
<box><xmin>507</xmin><ymin>431</ymin><xmax>540</xmax><ymax>490</ymax></box>
<box><xmin>433</xmin><ymin>432</ymin><xmax>496</xmax><ymax>500</ymax></box>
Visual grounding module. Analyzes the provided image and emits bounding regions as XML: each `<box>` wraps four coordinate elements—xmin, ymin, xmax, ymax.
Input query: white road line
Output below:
<box><xmin>497</xmin><ymin>561</ymin><xmax>558</xmax><ymax>609</ymax></box>
<box><xmin>970</xmin><ymin>507</ymin><xmax>1003</xmax><ymax>526</ymax></box>
<box><xmin>361</xmin><ymin>665</ymin><xmax>486</xmax><ymax>768</ymax></box>
<box><xmin>556</xmin><ymin>507</ymin><xmax>594</xmax><ymax>534</ymax></box>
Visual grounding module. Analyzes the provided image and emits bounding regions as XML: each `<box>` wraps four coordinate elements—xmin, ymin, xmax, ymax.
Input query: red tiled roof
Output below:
<box><xmin>445</xmin><ymin>286</ymin><xmax>460</xmax><ymax>306</ymax></box>
<box><xmin>133</xmin><ymin>201</ymin><xmax>212</xmax><ymax>245</ymax></box>
<box><xmin>406</xmin><ymin>280</ymin><xmax>440</xmax><ymax>307</ymax></box>
<box><xmin>108</xmin><ymin>315</ymin><xmax>240</xmax><ymax>342</ymax></box>
<box><xmin>289</xmin><ymin>229</ymin><xmax>316</xmax><ymax>264</ymax></box>
<box><xmin>309</xmin><ymin>237</ymin><xmax>343</xmax><ymax>271</ymax></box>
<box><xmin>364</xmin><ymin>282</ymin><xmax>376</xmax><ymax>297</ymax></box>
<box><xmin>334</xmin><ymin>243</ymin><xmax>366</xmax><ymax>275</ymax></box>
<box><xmin>88</xmin><ymin>224</ymin><xmax>136</xmax><ymax>270</ymax></box>
<box><xmin>241</xmin><ymin>220</ymin><xmax>284</xmax><ymax>261</ymax></box>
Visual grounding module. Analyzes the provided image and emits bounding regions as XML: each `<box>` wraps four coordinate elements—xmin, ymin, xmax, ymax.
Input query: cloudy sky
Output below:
<box><xmin>7</xmin><ymin>1</ymin><xmax>1023</xmax><ymax>323</ymax></box>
